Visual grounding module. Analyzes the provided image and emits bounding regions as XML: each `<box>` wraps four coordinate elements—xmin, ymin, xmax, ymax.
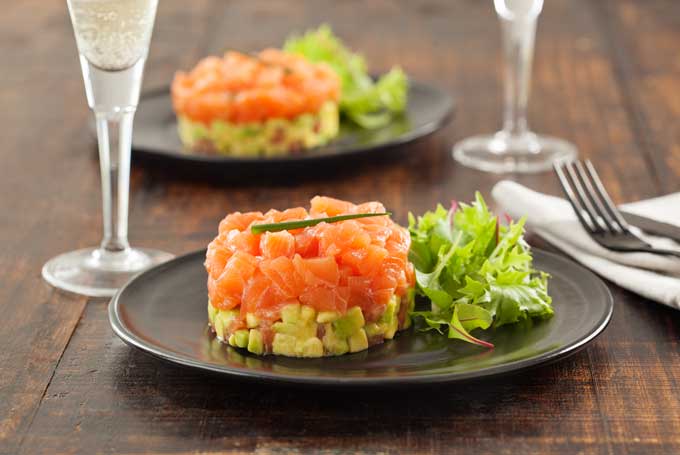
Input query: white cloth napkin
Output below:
<box><xmin>491</xmin><ymin>181</ymin><xmax>680</xmax><ymax>310</ymax></box>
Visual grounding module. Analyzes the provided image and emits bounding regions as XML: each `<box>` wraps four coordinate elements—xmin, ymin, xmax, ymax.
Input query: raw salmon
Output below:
<box><xmin>205</xmin><ymin>197</ymin><xmax>415</xmax><ymax>329</ymax></box>
<box><xmin>172</xmin><ymin>49</ymin><xmax>340</xmax><ymax>125</ymax></box>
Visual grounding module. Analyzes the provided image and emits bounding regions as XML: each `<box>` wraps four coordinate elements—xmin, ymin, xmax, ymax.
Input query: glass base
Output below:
<box><xmin>42</xmin><ymin>247</ymin><xmax>174</xmax><ymax>297</ymax></box>
<box><xmin>452</xmin><ymin>131</ymin><xmax>577</xmax><ymax>173</ymax></box>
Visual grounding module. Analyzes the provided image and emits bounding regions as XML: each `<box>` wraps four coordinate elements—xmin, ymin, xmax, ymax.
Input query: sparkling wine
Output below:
<box><xmin>67</xmin><ymin>0</ymin><xmax>158</xmax><ymax>72</ymax></box>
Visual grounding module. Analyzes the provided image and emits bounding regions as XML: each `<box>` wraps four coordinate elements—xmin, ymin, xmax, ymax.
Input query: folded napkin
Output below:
<box><xmin>492</xmin><ymin>181</ymin><xmax>680</xmax><ymax>310</ymax></box>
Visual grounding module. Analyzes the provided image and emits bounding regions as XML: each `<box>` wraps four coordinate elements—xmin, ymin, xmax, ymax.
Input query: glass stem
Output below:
<box><xmin>499</xmin><ymin>13</ymin><xmax>537</xmax><ymax>137</ymax></box>
<box><xmin>95</xmin><ymin>111</ymin><xmax>134</xmax><ymax>253</ymax></box>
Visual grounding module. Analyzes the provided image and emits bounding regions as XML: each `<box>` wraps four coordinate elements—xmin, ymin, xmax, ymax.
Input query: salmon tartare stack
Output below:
<box><xmin>171</xmin><ymin>49</ymin><xmax>341</xmax><ymax>157</ymax></box>
<box><xmin>205</xmin><ymin>197</ymin><xmax>416</xmax><ymax>357</ymax></box>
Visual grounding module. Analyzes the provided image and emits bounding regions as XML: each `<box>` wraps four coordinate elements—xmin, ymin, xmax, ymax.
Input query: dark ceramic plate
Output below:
<box><xmin>130</xmin><ymin>80</ymin><xmax>452</xmax><ymax>173</ymax></box>
<box><xmin>109</xmin><ymin>249</ymin><xmax>612</xmax><ymax>387</ymax></box>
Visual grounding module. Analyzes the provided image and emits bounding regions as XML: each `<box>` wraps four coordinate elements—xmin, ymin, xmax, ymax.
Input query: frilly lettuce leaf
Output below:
<box><xmin>284</xmin><ymin>25</ymin><xmax>408</xmax><ymax>129</ymax></box>
<box><xmin>408</xmin><ymin>192</ymin><xmax>553</xmax><ymax>348</ymax></box>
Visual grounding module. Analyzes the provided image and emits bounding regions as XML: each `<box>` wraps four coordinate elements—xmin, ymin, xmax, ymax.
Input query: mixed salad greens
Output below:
<box><xmin>284</xmin><ymin>25</ymin><xmax>408</xmax><ymax>129</ymax></box>
<box><xmin>408</xmin><ymin>193</ymin><xmax>553</xmax><ymax>348</ymax></box>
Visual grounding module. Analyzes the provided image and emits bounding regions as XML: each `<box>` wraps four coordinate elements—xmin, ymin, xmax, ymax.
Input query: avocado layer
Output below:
<box><xmin>207</xmin><ymin>290</ymin><xmax>415</xmax><ymax>358</ymax></box>
<box><xmin>178</xmin><ymin>101</ymin><xmax>339</xmax><ymax>157</ymax></box>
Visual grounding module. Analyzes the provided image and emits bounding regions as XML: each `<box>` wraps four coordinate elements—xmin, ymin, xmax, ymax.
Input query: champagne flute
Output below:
<box><xmin>42</xmin><ymin>0</ymin><xmax>173</xmax><ymax>297</ymax></box>
<box><xmin>452</xmin><ymin>0</ymin><xmax>577</xmax><ymax>173</ymax></box>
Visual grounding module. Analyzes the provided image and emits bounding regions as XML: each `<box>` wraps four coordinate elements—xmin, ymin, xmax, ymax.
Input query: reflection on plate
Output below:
<box><xmin>109</xmin><ymin>249</ymin><xmax>612</xmax><ymax>387</ymax></box>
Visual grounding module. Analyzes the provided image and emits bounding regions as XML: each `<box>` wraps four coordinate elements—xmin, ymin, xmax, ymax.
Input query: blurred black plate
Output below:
<box><xmin>130</xmin><ymin>80</ymin><xmax>453</xmax><ymax>174</ymax></box>
<box><xmin>109</xmin><ymin>249</ymin><xmax>613</xmax><ymax>387</ymax></box>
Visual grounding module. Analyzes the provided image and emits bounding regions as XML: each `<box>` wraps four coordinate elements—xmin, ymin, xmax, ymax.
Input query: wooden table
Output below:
<box><xmin>2</xmin><ymin>0</ymin><xmax>679</xmax><ymax>453</ymax></box>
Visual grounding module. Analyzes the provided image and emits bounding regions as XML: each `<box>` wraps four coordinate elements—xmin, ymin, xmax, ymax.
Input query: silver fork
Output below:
<box><xmin>553</xmin><ymin>159</ymin><xmax>680</xmax><ymax>258</ymax></box>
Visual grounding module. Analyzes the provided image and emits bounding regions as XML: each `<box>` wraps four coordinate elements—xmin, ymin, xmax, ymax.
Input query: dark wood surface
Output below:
<box><xmin>2</xmin><ymin>0</ymin><xmax>679</xmax><ymax>453</ymax></box>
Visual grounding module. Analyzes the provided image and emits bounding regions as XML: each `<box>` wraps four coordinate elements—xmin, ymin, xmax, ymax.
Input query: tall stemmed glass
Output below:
<box><xmin>453</xmin><ymin>0</ymin><xmax>577</xmax><ymax>173</ymax></box>
<box><xmin>42</xmin><ymin>0</ymin><xmax>173</xmax><ymax>297</ymax></box>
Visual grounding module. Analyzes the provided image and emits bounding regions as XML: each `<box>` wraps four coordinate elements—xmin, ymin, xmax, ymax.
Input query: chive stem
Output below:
<box><xmin>251</xmin><ymin>212</ymin><xmax>391</xmax><ymax>234</ymax></box>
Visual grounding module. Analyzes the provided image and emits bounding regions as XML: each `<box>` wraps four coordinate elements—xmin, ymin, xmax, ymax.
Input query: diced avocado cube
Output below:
<box><xmin>332</xmin><ymin>340</ymin><xmax>349</xmax><ymax>356</ymax></box>
<box><xmin>317</xmin><ymin>311</ymin><xmax>341</xmax><ymax>323</ymax></box>
<box><xmin>178</xmin><ymin>117</ymin><xmax>209</xmax><ymax>144</ymax></box>
<box><xmin>298</xmin><ymin>337</ymin><xmax>324</xmax><ymax>358</ymax></box>
<box><xmin>402</xmin><ymin>290</ymin><xmax>416</xmax><ymax>329</ymax></box>
<box><xmin>332</xmin><ymin>306</ymin><xmax>365</xmax><ymax>338</ymax></box>
<box><xmin>280</xmin><ymin>303</ymin><xmax>301</xmax><ymax>324</ymax></box>
<box><xmin>384</xmin><ymin>315</ymin><xmax>399</xmax><ymax>340</ymax></box>
<box><xmin>378</xmin><ymin>296</ymin><xmax>400</xmax><ymax>340</ymax></box>
<box><xmin>300</xmin><ymin>305</ymin><xmax>316</xmax><ymax>324</ymax></box>
<box><xmin>247</xmin><ymin>329</ymin><xmax>264</xmax><ymax>355</ymax></box>
<box><xmin>207</xmin><ymin>301</ymin><xmax>218</xmax><ymax>325</ymax></box>
<box><xmin>227</xmin><ymin>334</ymin><xmax>237</xmax><ymax>347</ymax></box>
<box><xmin>301</xmin><ymin>325</ymin><xmax>318</xmax><ymax>340</ymax></box>
<box><xmin>379</xmin><ymin>296</ymin><xmax>398</xmax><ymax>324</ymax></box>
<box><xmin>365</xmin><ymin>322</ymin><xmax>384</xmax><ymax>337</ymax></box>
<box><xmin>213</xmin><ymin>310</ymin><xmax>238</xmax><ymax>341</ymax></box>
<box><xmin>349</xmin><ymin>328</ymin><xmax>369</xmax><ymax>353</ymax></box>
<box><xmin>234</xmin><ymin>329</ymin><xmax>249</xmax><ymax>348</ymax></box>
<box><xmin>246</xmin><ymin>313</ymin><xmax>259</xmax><ymax>329</ymax></box>
<box><xmin>213</xmin><ymin>314</ymin><xmax>225</xmax><ymax>340</ymax></box>
<box><xmin>272</xmin><ymin>321</ymin><xmax>298</xmax><ymax>336</ymax></box>
<box><xmin>273</xmin><ymin>321</ymin><xmax>316</xmax><ymax>340</ymax></box>
<box><xmin>272</xmin><ymin>333</ymin><xmax>297</xmax><ymax>356</ymax></box>
<box><xmin>322</xmin><ymin>324</ymin><xmax>349</xmax><ymax>356</ymax></box>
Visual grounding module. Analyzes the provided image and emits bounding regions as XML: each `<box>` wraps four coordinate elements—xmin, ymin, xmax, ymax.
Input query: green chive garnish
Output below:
<box><xmin>251</xmin><ymin>212</ymin><xmax>391</xmax><ymax>234</ymax></box>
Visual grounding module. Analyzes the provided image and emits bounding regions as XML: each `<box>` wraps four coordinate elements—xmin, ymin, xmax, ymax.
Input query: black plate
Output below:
<box><xmin>109</xmin><ymin>249</ymin><xmax>613</xmax><ymax>386</ymax></box>
<box><xmin>131</xmin><ymin>80</ymin><xmax>453</xmax><ymax>172</ymax></box>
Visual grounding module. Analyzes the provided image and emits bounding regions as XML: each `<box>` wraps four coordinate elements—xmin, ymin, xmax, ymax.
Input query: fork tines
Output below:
<box><xmin>553</xmin><ymin>159</ymin><xmax>631</xmax><ymax>235</ymax></box>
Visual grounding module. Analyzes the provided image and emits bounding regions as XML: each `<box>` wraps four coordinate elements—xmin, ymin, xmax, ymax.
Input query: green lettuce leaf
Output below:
<box><xmin>284</xmin><ymin>25</ymin><xmax>408</xmax><ymax>129</ymax></box>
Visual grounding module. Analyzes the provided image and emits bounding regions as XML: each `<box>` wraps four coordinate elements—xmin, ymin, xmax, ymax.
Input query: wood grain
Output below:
<box><xmin>0</xmin><ymin>0</ymin><xmax>678</xmax><ymax>454</ymax></box>
<box><xmin>595</xmin><ymin>0</ymin><xmax>680</xmax><ymax>195</ymax></box>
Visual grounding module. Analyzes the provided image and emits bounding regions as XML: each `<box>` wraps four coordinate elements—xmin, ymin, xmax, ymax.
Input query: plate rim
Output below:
<box><xmin>131</xmin><ymin>79</ymin><xmax>454</xmax><ymax>165</ymax></box>
<box><xmin>108</xmin><ymin>248</ymin><xmax>613</xmax><ymax>386</ymax></box>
